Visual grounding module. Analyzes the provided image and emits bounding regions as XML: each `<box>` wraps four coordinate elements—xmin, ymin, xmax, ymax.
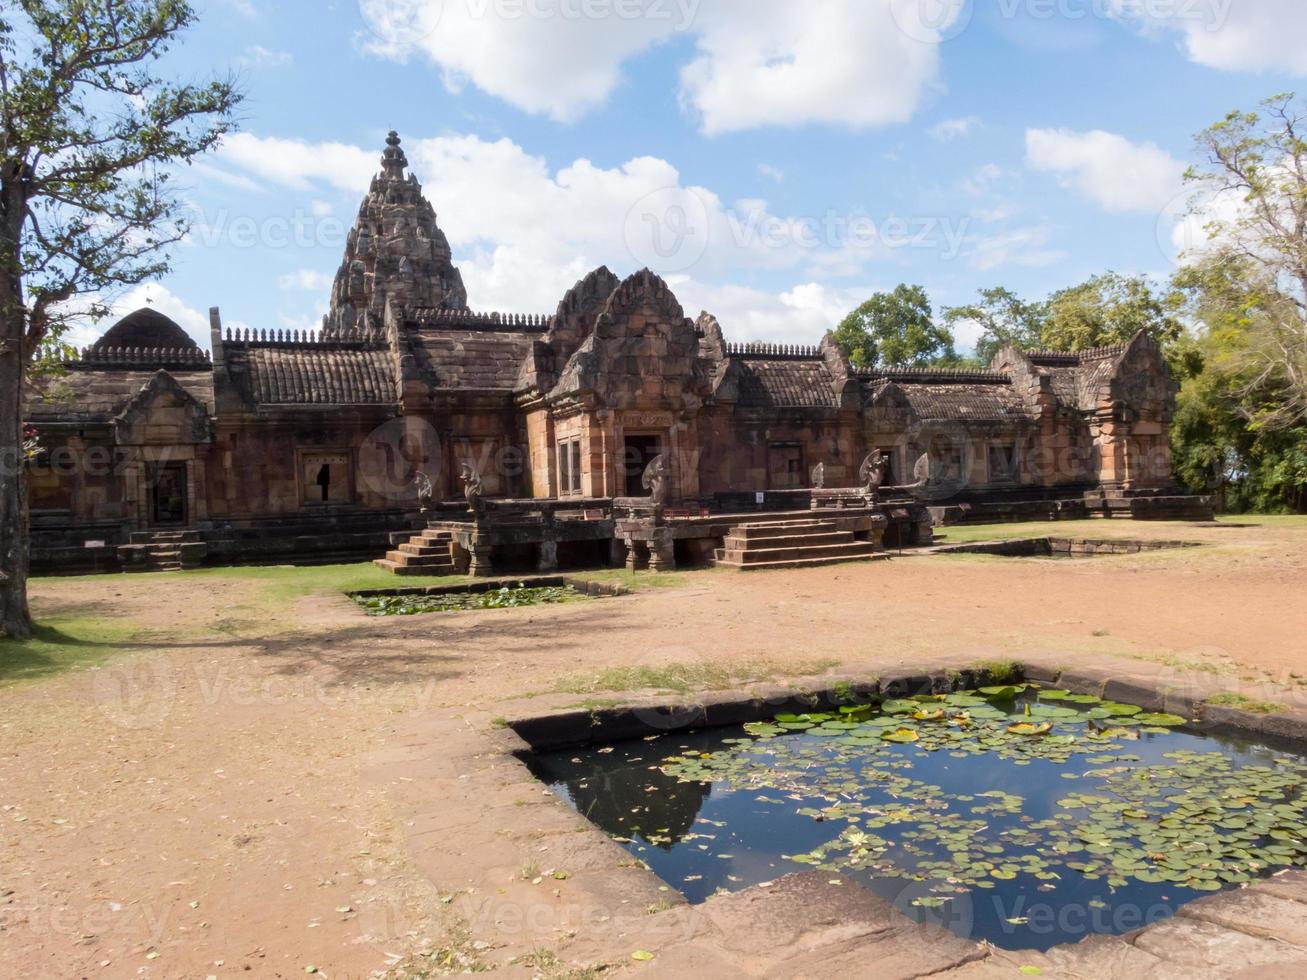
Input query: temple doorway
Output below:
<box><xmin>150</xmin><ymin>462</ymin><xmax>188</xmax><ymax>526</ymax></box>
<box><xmin>622</xmin><ymin>434</ymin><xmax>662</xmax><ymax>497</ymax></box>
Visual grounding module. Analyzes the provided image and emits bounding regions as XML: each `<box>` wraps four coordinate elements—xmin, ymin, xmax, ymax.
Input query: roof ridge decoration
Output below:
<box><xmin>858</xmin><ymin>366</ymin><xmax>1012</xmax><ymax>384</ymax></box>
<box><xmin>725</xmin><ymin>342</ymin><xmax>823</xmax><ymax>360</ymax></box>
<box><xmin>71</xmin><ymin>346</ymin><xmax>213</xmax><ymax>369</ymax></box>
<box><xmin>1025</xmin><ymin>341</ymin><xmax>1132</xmax><ymax>364</ymax></box>
<box><xmin>408</xmin><ymin>308</ymin><xmax>551</xmax><ymax>332</ymax></box>
<box><xmin>222</xmin><ymin>326</ymin><xmax>387</xmax><ymax>349</ymax></box>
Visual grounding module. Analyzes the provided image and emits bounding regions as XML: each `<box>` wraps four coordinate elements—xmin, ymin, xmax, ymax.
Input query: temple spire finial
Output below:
<box><xmin>381</xmin><ymin>130</ymin><xmax>407</xmax><ymax>179</ymax></box>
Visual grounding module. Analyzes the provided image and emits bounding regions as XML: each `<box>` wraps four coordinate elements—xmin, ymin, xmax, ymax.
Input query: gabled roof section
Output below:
<box><xmin>116</xmin><ymin>369</ymin><xmax>211</xmax><ymax>426</ymax></box>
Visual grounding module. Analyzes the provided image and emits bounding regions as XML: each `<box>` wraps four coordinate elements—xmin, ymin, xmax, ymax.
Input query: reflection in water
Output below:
<box><xmin>546</xmin><ymin>742</ymin><xmax>710</xmax><ymax>849</ymax></box>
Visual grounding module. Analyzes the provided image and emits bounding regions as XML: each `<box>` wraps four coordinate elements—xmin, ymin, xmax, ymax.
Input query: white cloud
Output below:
<box><xmin>929</xmin><ymin>116</ymin><xmax>981</xmax><ymax>141</ymax></box>
<box><xmin>670</xmin><ymin>280</ymin><xmax>873</xmax><ymax>344</ymax></box>
<box><xmin>1110</xmin><ymin>0</ymin><xmax>1307</xmax><ymax>75</ymax></box>
<box><xmin>680</xmin><ymin>1</ymin><xmax>948</xmax><ymax>135</ymax></box>
<box><xmin>215</xmin><ymin>133</ymin><xmax>376</xmax><ymax>192</ymax></box>
<box><xmin>948</xmin><ymin>316</ymin><xmax>987</xmax><ymax>353</ymax></box>
<box><xmin>277</xmin><ymin>269</ymin><xmax>333</xmax><ymax>291</ymax></box>
<box><xmin>965</xmin><ymin>225</ymin><xmax>1065</xmax><ymax>272</ymax></box>
<box><xmin>1025</xmin><ymin>128</ymin><xmax>1184</xmax><ymax>213</ymax></box>
<box><xmin>236</xmin><ymin>45</ymin><xmax>292</xmax><ymax>69</ymax></box>
<box><xmin>758</xmin><ymin>163</ymin><xmax>785</xmax><ymax>183</ymax></box>
<box><xmin>358</xmin><ymin>0</ymin><xmax>953</xmax><ymax>133</ymax></box>
<box><xmin>959</xmin><ymin>163</ymin><xmax>1011</xmax><ymax>198</ymax></box>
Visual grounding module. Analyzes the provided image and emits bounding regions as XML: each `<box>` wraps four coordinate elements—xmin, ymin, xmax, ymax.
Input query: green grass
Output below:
<box><xmin>1218</xmin><ymin>514</ymin><xmax>1307</xmax><ymax>529</ymax></box>
<box><xmin>554</xmin><ymin>656</ymin><xmax>841</xmax><ymax>696</ymax></box>
<box><xmin>974</xmin><ymin>660</ymin><xmax>1022</xmax><ymax>684</ymax></box>
<box><xmin>9</xmin><ymin>561</ymin><xmax>693</xmax><ymax>687</ymax></box>
<box><xmin>930</xmin><ymin>519</ymin><xmax>1196</xmax><ymax>546</ymax></box>
<box><xmin>0</xmin><ymin>608</ymin><xmax>160</xmax><ymax>685</ymax></box>
<box><xmin>1205</xmin><ymin>692</ymin><xmax>1285</xmax><ymax>714</ymax></box>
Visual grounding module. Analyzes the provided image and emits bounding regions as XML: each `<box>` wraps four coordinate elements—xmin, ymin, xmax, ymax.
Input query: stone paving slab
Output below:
<box><xmin>1130</xmin><ymin>916</ymin><xmax>1307</xmax><ymax>972</ymax></box>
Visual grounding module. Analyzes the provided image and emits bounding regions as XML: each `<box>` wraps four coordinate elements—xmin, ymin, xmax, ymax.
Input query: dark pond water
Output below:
<box><xmin>530</xmin><ymin>688</ymin><xmax>1307</xmax><ymax>951</ymax></box>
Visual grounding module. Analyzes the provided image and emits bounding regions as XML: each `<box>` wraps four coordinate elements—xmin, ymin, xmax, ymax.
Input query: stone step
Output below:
<box><xmin>372</xmin><ymin>558</ymin><xmax>457</xmax><ymax>577</ymax></box>
<box><xmin>716</xmin><ymin>540</ymin><xmax>879</xmax><ymax>566</ymax></box>
<box><xmin>398</xmin><ymin>541</ymin><xmax>452</xmax><ymax>557</ymax></box>
<box><xmin>723</xmin><ymin>530</ymin><xmax>853</xmax><ymax>550</ymax></box>
<box><xmin>417</xmin><ymin>530</ymin><xmax>454</xmax><ymax>543</ymax></box>
<box><xmin>714</xmin><ymin>551</ymin><xmax>890</xmax><ymax>572</ymax></box>
<box><xmin>383</xmin><ymin>549</ymin><xmax>456</xmax><ymax>570</ymax></box>
<box><xmin>730</xmin><ymin>521</ymin><xmax>840</xmax><ymax>540</ymax></box>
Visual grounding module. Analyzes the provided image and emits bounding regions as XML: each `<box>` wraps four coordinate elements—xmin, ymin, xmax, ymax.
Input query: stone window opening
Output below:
<box><xmin>558</xmin><ymin>438</ymin><xmax>584</xmax><ymax>496</ymax></box>
<box><xmin>302</xmin><ymin>452</ymin><xmax>353</xmax><ymax>506</ymax></box>
<box><xmin>988</xmin><ymin>444</ymin><xmax>1020</xmax><ymax>485</ymax></box>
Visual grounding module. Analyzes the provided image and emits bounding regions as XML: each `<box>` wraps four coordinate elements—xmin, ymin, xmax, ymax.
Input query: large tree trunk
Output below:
<box><xmin>0</xmin><ymin>271</ymin><xmax>32</xmax><ymax>640</ymax></box>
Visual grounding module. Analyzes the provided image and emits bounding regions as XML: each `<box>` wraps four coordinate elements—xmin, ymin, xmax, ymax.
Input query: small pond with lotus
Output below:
<box><xmin>531</xmin><ymin>685</ymin><xmax>1307</xmax><ymax>951</ymax></box>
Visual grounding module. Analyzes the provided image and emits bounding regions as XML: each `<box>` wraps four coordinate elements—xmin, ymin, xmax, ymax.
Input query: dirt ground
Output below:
<box><xmin>2</xmin><ymin>518</ymin><xmax>1306</xmax><ymax>979</ymax></box>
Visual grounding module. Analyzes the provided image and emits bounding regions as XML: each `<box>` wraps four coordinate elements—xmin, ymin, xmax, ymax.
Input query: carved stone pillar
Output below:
<box><xmin>536</xmin><ymin>540</ymin><xmax>559</xmax><ymax>573</ymax></box>
<box><xmin>649</xmin><ymin>527</ymin><xmax>676</xmax><ymax>572</ymax></box>
<box><xmin>467</xmin><ymin>535</ymin><xmax>494</xmax><ymax>577</ymax></box>
<box><xmin>625</xmin><ymin>540</ymin><xmax>650</xmax><ymax>572</ymax></box>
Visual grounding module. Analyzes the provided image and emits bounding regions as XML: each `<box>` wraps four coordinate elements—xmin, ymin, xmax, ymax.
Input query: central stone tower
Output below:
<box><xmin>323</xmin><ymin>131</ymin><xmax>468</xmax><ymax>338</ymax></box>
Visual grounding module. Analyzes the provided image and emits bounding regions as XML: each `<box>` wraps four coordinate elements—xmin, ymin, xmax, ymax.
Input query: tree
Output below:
<box><xmin>1</xmin><ymin>1</ymin><xmax>241</xmax><ymax>639</ymax></box>
<box><xmin>1170</xmin><ymin>253</ymin><xmax>1307</xmax><ymax>511</ymax></box>
<box><xmin>941</xmin><ymin>286</ymin><xmax>1047</xmax><ymax>365</ymax></box>
<box><xmin>833</xmin><ymin>284</ymin><xmax>958</xmax><ymax>369</ymax></box>
<box><xmin>1042</xmin><ymin>273</ymin><xmax>1183</xmax><ymax>353</ymax></box>
<box><xmin>1184</xmin><ymin>92</ymin><xmax>1307</xmax><ymax>429</ymax></box>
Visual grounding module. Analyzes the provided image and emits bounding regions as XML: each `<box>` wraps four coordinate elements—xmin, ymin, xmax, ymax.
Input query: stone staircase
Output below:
<box><xmin>714</xmin><ymin>518</ymin><xmax>885</xmax><ymax>571</ymax></box>
<box><xmin>373</xmin><ymin>528</ymin><xmax>458</xmax><ymax>576</ymax></box>
<box><xmin>118</xmin><ymin>530</ymin><xmax>207</xmax><ymax>573</ymax></box>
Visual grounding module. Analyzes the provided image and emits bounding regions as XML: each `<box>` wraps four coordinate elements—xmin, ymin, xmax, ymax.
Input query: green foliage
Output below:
<box><xmin>1170</xmin><ymin>254</ymin><xmax>1307</xmax><ymax>511</ymax></box>
<box><xmin>833</xmin><ymin>284</ymin><xmax>958</xmax><ymax>369</ymax></box>
<box><xmin>1043</xmin><ymin>273</ymin><xmax>1184</xmax><ymax>352</ymax></box>
<box><xmin>942</xmin><ymin>286</ymin><xmax>1048</xmax><ymax>365</ymax></box>
<box><xmin>1183</xmin><ymin>93</ymin><xmax>1307</xmax><ymax>430</ymax></box>
<box><xmin>0</xmin><ymin>0</ymin><xmax>243</xmax><ymax>350</ymax></box>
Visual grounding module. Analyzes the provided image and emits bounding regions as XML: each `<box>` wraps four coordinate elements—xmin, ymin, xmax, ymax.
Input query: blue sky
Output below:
<box><xmin>78</xmin><ymin>0</ymin><xmax>1307</xmax><ymax>354</ymax></box>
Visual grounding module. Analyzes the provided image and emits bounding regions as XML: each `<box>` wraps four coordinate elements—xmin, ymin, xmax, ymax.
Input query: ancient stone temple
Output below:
<box><xmin>23</xmin><ymin>133</ymin><xmax>1211</xmax><ymax>574</ymax></box>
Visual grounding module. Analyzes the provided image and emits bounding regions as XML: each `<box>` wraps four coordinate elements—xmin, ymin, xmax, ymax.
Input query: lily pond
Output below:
<box><xmin>353</xmin><ymin>584</ymin><xmax>593</xmax><ymax>616</ymax></box>
<box><xmin>532</xmin><ymin>685</ymin><xmax>1307</xmax><ymax>951</ymax></box>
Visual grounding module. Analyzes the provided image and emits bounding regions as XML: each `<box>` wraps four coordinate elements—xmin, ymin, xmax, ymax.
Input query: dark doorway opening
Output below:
<box><xmin>622</xmin><ymin>434</ymin><xmax>662</xmax><ymax>497</ymax></box>
<box><xmin>150</xmin><ymin>462</ymin><xmax>187</xmax><ymax>525</ymax></box>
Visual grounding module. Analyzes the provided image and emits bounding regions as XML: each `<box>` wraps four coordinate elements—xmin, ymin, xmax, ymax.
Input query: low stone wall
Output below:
<box><xmin>350</xmin><ymin>574</ymin><xmax>630</xmax><ymax>601</ymax></box>
<box><xmin>933</xmin><ymin>537</ymin><xmax>1202</xmax><ymax>557</ymax></box>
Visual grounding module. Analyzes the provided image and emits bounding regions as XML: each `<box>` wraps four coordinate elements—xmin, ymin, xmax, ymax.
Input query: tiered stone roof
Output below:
<box><xmin>324</xmin><ymin>132</ymin><xmax>467</xmax><ymax>338</ymax></box>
